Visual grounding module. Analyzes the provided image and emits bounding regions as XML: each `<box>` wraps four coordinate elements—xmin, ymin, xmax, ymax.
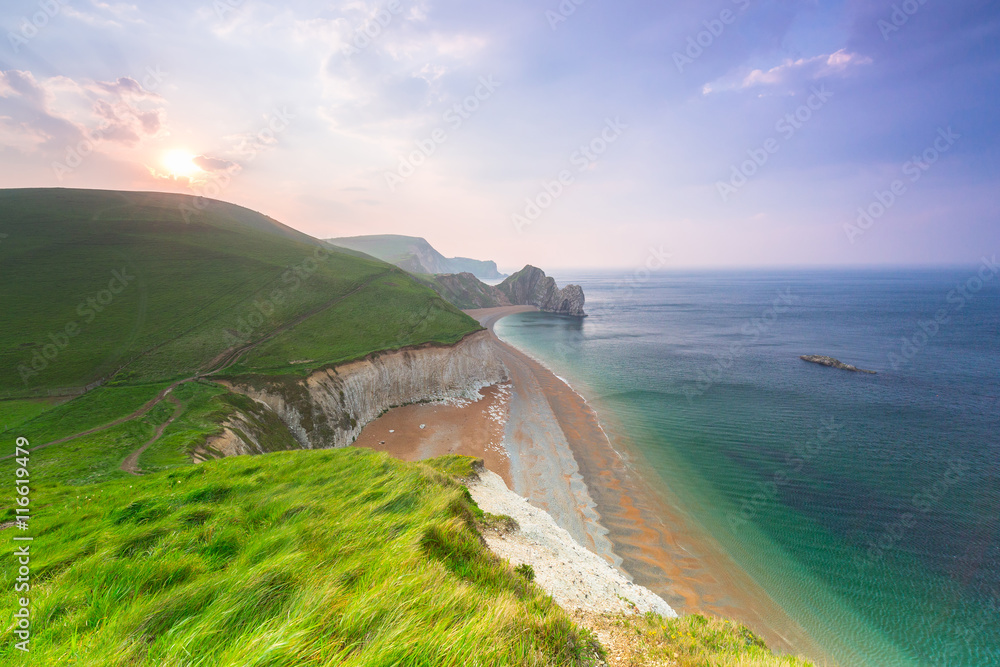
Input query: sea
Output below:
<box><xmin>493</xmin><ymin>267</ymin><xmax>1000</xmax><ymax>667</ymax></box>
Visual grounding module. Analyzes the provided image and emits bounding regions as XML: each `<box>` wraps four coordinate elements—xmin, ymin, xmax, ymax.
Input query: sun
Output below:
<box><xmin>161</xmin><ymin>150</ymin><xmax>203</xmax><ymax>179</ymax></box>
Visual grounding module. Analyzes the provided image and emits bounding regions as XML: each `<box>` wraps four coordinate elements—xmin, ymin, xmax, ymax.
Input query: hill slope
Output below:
<box><xmin>0</xmin><ymin>189</ymin><xmax>480</xmax><ymax>398</ymax></box>
<box><xmin>0</xmin><ymin>449</ymin><xmax>604</xmax><ymax>666</ymax></box>
<box><xmin>327</xmin><ymin>234</ymin><xmax>507</xmax><ymax>280</ymax></box>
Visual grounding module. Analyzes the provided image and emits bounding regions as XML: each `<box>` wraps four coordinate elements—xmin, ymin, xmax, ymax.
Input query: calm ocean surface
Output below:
<box><xmin>494</xmin><ymin>268</ymin><xmax>1000</xmax><ymax>667</ymax></box>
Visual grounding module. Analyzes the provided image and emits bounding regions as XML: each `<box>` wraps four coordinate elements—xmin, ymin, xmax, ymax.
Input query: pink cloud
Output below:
<box><xmin>0</xmin><ymin>69</ymin><xmax>167</xmax><ymax>153</ymax></box>
<box><xmin>0</xmin><ymin>70</ymin><xmax>48</xmax><ymax>107</ymax></box>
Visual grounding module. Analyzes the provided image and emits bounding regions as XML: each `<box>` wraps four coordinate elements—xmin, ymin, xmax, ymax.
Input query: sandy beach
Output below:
<box><xmin>353</xmin><ymin>382</ymin><xmax>514</xmax><ymax>487</ymax></box>
<box><xmin>357</xmin><ymin>305</ymin><xmax>827</xmax><ymax>661</ymax></box>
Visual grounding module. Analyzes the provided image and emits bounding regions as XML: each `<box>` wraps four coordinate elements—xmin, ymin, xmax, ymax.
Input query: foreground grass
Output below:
<box><xmin>580</xmin><ymin>612</ymin><xmax>813</xmax><ymax>667</ymax></box>
<box><xmin>0</xmin><ymin>449</ymin><xmax>603</xmax><ymax>666</ymax></box>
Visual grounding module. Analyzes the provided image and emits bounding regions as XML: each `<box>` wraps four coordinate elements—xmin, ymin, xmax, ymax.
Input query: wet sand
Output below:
<box><xmin>359</xmin><ymin>306</ymin><xmax>830</xmax><ymax>663</ymax></box>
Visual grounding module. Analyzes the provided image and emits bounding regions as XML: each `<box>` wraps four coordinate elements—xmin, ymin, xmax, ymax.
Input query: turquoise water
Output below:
<box><xmin>494</xmin><ymin>268</ymin><xmax>1000</xmax><ymax>667</ymax></box>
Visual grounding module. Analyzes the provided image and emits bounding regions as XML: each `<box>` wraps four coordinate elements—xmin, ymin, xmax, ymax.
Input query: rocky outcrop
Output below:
<box><xmin>424</xmin><ymin>266</ymin><xmax>586</xmax><ymax>316</ymax></box>
<box><xmin>497</xmin><ymin>266</ymin><xmax>586</xmax><ymax>317</ymax></box>
<box><xmin>800</xmin><ymin>355</ymin><xmax>877</xmax><ymax>374</ymax></box>
<box><xmin>220</xmin><ymin>330</ymin><xmax>508</xmax><ymax>450</ymax></box>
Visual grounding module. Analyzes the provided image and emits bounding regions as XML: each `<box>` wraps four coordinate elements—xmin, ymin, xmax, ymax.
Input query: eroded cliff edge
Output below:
<box><xmin>208</xmin><ymin>330</ymin><xmax>507</xmax><ymax>455</ymax></box>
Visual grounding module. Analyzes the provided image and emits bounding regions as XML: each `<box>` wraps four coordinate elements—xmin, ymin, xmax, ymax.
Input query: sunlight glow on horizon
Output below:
<box><xmin>161</xmin><ymin>150</ymin><xmax>203</xmax><ymax>180</ymax></box>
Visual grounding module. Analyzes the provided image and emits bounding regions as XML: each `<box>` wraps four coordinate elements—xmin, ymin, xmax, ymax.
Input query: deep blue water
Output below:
<box><xmin>494</xmin><ymin>268</ymin><xmax>1000</xmax><ymax>667</ymax></box>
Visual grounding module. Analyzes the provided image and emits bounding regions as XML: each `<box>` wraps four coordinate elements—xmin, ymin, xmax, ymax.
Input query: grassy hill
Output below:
<box><xmin>0</xmin><ymin>449</ymin><xmax>603</xmax><ymax>666</ymax></box>
<box><xmin>0</xmin><ymin>189</ymin><xmax>480</xmax><ymax>398</ymax></box>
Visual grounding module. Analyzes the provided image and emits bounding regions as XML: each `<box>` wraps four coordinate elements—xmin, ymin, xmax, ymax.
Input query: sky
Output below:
<box><xmin>1</xmin><ymin>0</ymin><xmax>998</xmax><ymax>271</ymax></box>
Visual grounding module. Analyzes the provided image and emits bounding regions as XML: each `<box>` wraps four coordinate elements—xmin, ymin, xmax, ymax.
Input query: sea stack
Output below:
<box><xmin>497</xmin><ymin>265</ymin><xmax>587</xmax><ymax>317</ymax></box>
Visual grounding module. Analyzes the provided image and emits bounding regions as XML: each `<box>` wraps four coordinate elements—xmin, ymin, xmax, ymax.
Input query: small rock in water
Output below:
<box><xmin>800</xmin><ymin>355</ymin><xmax>877</xmax><ymax>374</ymax></box>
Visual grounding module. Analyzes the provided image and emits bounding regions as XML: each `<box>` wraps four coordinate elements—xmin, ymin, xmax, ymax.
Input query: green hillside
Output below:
<box><xmin>0</xmin><ymin>449</ymin><xmax>603</xmax><ymax>666</ymax></box>
<box><xmin>416</xmin><ymin>272</ymin><xmax>509</xmax><ymax>309</ymax></box>
<box><xmin>0</xmin><ymin>189</ymin><xmax>480</xmax><ymax>398</ymax></box>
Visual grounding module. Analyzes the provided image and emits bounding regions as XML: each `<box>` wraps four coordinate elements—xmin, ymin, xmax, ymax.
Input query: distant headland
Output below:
<box><xmin>326</xmin><ymin>233</ymin><xmax>508</xmax><ymax>280</ymax></box>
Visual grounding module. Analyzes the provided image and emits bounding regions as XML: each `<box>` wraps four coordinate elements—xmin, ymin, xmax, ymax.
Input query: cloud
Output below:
<box><xmin>91</xmin><ymin>94</ymin><xmax>166</xmax><ymax>144</ymax></box>
<box><xmin>703</xmin><ymin>49</ymin><xmax>873</xmax><ymax>94</ymax></box>
<box><xmin>85</xmin><ymin>77</ymin><xmax>166</xmax><ymax>145</ymax></box>
<box><xmin>0</xmin><ymin>68</ymin><xmax>167</xmax><ymax>159</ymax></box>
<box><xmin>0</xmin><ymin>115</ymin><xmax>49</xmax><ymax>153</ymax></box>
<box><xmin>743</xmin><ymin>49</ymin><xmax>873</xmax><ymax>87</ymax></box>
<box><xmin>0</xmin><ymin>70</ymin><xmax>86</xmax><ymax>153</ymax></box>
<box><xmin>193</xmin><ymin>154</ymin><xmax>237</xmax><ymax>171</ymax></box>
<box><xmin>92</xmin><ymin>76</ymin><xmax>162</xmax><ymax>101</ymax></box>
<box><xmin>316</xmin><ymin>1</ymin><xmax>494</xmax><ymax>135</ymax></box>
<box><xmin>0</xmin><ymin>70</ymin><xmax>48</xmax><ymax>107</ymax></box>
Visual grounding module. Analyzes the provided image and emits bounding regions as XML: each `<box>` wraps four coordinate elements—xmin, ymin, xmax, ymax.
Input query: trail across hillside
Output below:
<box><xmin>120</xmin><ymin>393</ymin><xmax>184</xmax><ymax>475</ymax></box>
<box><xmin>3</xmin><ymin>380</ymin><xmax>185</xmax><ymax>459</ymax></box>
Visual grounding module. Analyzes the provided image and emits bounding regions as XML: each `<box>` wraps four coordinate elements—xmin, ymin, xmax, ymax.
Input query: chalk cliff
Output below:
<box><xmin>216</xmin><ymin>330</ymin><xmax>507</xmax><ymax>453</ymax></box>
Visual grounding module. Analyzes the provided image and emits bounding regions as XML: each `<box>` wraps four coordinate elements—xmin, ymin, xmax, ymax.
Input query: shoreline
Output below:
<box><xmin>360</xmin><ymin>305</ymin><xmax>828</xmax><ymax>663</ymax></box>
<box><xmin>468</xmin><ymin>465</ymin><xmax>677</xmax><ymax>618</ymax></box>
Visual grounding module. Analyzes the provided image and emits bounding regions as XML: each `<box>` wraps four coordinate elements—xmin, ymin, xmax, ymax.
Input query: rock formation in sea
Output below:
<box><xmin>800</xmin><ymin>355</ymin><xmax>877</xmax><ymax>374</ymax></box>
<box><xmin>496</xmin><ymin>266</ymin><xmax>587</xmax><ymax>316</ymax></box>
<box><xmin>423</xmin><ymin>265</ymin><xmax>587</xmax><ymax>316</ymax></box>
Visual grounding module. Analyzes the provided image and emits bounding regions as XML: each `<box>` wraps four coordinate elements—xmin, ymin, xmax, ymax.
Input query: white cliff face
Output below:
<box><xmin>222</xmin><ymin>330</ymin><xmax>507</xmax><ymax>450</ymax></box>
